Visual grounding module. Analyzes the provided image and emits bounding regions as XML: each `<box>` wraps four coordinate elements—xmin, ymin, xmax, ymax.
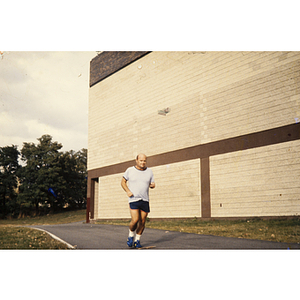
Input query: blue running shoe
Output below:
<box><xmin>127</xmin><ymin>236</ymin><xmax>134</xmax><ymax>247</ymax></box>
<box><xmin>134</xmin><ymin>240</ymin><xmax>142</xmax><ymax>249</ymax></box>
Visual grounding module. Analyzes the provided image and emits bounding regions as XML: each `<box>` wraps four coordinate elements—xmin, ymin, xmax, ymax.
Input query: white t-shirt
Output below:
<box><xmin>123</xmin><ymin>166</ymin><xmax>155</xmax><ymax>203</ymax></box>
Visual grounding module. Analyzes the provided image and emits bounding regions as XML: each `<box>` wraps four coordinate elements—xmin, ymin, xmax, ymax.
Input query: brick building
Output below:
<box><xmin>87</xmin><ymin>51</ymin><xmax>300</xmax><ymax>222</ymax></box>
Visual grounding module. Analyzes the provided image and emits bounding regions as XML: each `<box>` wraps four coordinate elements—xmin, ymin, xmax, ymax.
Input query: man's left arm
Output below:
<box><xmin>149</xmin><ymin>170</ymin><xmax>155</xmax><ymax>189</ymax></box>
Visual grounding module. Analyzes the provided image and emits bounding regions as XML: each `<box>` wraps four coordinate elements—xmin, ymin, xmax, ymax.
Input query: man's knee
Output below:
<box><xmin>140</xmin><ymin>211</ymin><xmax>148</xmax><ymax>222</ymax></box>
<box><xmin>139</xmin><ymin>216</ymin><xmax>147</xmax><ymax>227</ymax></box>
<box><xmin>130</xmin><ymin>218</ymin><xmax>139</xmax><ymax>226</ymax></box>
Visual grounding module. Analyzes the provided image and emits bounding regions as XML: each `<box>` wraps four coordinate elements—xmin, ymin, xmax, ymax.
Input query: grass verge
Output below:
<box><xmin>0</xmin><ymin>209</ymin><xmax>86</xmax><ymax>226</ymax></box>
<box><xmin>94</xmin><ymin>217</ymin><xmax>300</xmax><ymax>244</ymax></box>
<box><xmin>0</xmin><ymin>226</ymin><xmax>70</xmax><ymax>249</ymax></box>
<box><xmin>1</xmin><ymin>210</ymin><xmax>299</xmax><ymax>248</ymax></box>
<box><xmin>0</xmin><ymin>209</ymin><xmax>86</xmax><ymax>249</ymax></box>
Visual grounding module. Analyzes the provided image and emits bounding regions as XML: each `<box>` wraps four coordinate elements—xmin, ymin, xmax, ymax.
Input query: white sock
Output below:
<box><xmin>129</xmin><ymin>230</ymin><xmax>135</xmax><ymax>237</ymax></box>
<box><xmin>135</xmin><ymin>234</ymin><xmax>141</xmax><ymax>242</ymax></box>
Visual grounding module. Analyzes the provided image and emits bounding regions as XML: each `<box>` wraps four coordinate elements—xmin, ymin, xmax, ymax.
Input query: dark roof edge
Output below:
<box><xmin>89</xmin><ymin>51</ymin><xmax>151</xmax><ymax>87</ymax></box>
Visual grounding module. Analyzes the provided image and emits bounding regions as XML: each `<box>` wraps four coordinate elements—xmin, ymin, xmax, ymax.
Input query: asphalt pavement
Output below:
<box><xmin>29</xmin><ymin>221</ymin><xmax>300</xmax><ymax>250</ymax></box>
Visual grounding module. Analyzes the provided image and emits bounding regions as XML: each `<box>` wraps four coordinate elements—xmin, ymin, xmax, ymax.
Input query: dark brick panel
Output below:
<box><xmin>90</xmin><ymin>51</ymin><xmax>151</xmax><ymax>87</ymax></box>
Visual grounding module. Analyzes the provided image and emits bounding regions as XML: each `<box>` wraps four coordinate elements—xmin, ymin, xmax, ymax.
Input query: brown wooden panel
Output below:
<box><xmin>201</xmin><ymin>157</ymin><xmax>211</xmax><ymax>218</ymax></box>
<box><xmin>88</xmin><ymin>123</ymin><xmax>300</xmax><ymax>178</ymax></box>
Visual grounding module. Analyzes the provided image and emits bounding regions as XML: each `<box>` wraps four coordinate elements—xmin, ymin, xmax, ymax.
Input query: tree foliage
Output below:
<box><xmin>0</xmin><ymin>145</ymin><xmax>20</xmax><ymax>218</ymax></box>
<box><xmin>59</xmin><ymin>149</ymin><xmax>87</xmax><ymax>210</ymax></box>
<box><xmin>0</xmin><ymin>135</ymin><xmax>87</xmax><ymax>218</ymax></box>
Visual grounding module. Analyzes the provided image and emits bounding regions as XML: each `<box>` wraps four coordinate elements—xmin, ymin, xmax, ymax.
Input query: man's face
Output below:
<box><xmin>136</xmin><ymin>155</ymin><xmax>147</xmax><ymax>170</ymax></box>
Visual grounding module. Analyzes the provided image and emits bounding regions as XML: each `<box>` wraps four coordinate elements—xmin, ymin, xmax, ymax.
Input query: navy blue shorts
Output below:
<box><xmin>129</xmin><ymin>200</ymin><xmax>150</xmax><ymax>213</ymax></box>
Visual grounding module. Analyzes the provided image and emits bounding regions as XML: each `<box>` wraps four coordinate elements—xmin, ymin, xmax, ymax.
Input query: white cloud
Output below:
<box><xmin>0</xmin><ymin>51</ymin><xmax>97</xmax><ymax>152</ymax></box>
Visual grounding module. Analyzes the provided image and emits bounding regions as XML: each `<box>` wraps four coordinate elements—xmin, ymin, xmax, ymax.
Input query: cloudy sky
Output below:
<box><xmin>0</xmin><ymin>51</ymin><xmax>97</xmax><ymax>152</ymax></box>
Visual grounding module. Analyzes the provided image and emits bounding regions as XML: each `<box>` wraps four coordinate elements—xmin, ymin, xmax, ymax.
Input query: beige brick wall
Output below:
<box><xmin>145</xmin><ymin>159</ymin><xmax>201</xmax><ymax>218</ymax></box>
<box><xmin>94</xmin><ymin>159</ymin><xmax>201</xmax><ymax>219</ymax></box>
<box><xmin>88</xmin><ymin>51</ymin><xmax>300</xmax><ymax>170</ymax></box>
<box><xmin>88</xmin><ymin>51</ymin><xmax>300</xmax><ymax>219</ymax></box>
<box><xmin>96</xmin><ymin>173</ymin><xmax>129</xmax><ymax>219</ymax></box>
<box><xmin>210</xmin><ymin>140</ymin><xmax>300</xmax><ymax>217</ymax></box>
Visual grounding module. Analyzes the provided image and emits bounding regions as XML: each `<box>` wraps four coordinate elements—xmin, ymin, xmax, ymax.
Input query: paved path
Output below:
<box><xmin>29</xmin><ymin>222</ymin><xmax>300</xmax><ymax>250</ymax></box>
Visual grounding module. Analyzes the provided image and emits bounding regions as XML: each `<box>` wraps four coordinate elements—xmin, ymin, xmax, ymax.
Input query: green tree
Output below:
<box><xmin>59</xmin><ymin>149</ymin><xmax>87</xmax><ymax>209</ymax></box>
<box><xmin>0</xmin><ymin>145</ymin><xmax>20</xmax><ymax>218</ymax></box>
<box><xmin>18</xmin><ymin>135</ymin><xmax>66</xmax><ymax>215</ymax></box>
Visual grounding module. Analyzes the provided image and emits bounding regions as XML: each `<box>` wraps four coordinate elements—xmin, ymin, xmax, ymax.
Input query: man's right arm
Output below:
<box><xmin>121</xmin><ymin>177</ymin><xmax>133</xmax><ymax>197</ymax></box>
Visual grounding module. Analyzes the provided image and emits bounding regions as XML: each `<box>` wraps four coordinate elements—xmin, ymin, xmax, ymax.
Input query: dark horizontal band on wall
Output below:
<box><xmin>90</xmin><ymin>51</ymin><xmax>151</xmax><ymax>87</ymax></box>
<box><xmin>88</xmin><ymin>122</ymin><xmax>300</xmax><ymax>179</ymax></box>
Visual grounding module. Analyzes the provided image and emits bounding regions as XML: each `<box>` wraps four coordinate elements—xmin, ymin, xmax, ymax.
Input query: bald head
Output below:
<box><xmin>135</xmin><ymin>153</ymin><xmax>147</xmax><ymax>170</ymax></box>
<box><xmin>136</xmin><ymin>153</ymin><xmax>147</xmax><ymax>160</ymax></box>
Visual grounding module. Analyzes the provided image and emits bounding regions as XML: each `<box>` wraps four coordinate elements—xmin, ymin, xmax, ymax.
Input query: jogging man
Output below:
<box><xmin>121</xmin><ymin>153</ymin><xmax>155</xmax><ymax>248</ymax></box>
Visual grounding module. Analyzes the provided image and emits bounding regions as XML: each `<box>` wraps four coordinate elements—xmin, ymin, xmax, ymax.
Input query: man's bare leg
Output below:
<box><xmin>128</xmin><ymin>209</ymin><xmax>148</xmax><ymax>247</ymax></box>
<box><xmin>129</xmin><ymin>208</ymin><xmax>140</xmax><ymax>232</ymax></box>
<box><xmin>136</xmin><ymin>210</ymin><xmax>148</xmax><ymax>235</ymax></box>
<box><xmin>127</xmin><ymin>209</ymin><xmax>139</xmax><ymax>247</ymax></box>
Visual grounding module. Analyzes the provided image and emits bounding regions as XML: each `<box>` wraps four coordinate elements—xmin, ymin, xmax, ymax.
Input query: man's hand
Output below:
<box><xmin>127</xmin><ymin>190</ymin><xmax>134</xmax><ymax>197</ymax></box>
<box><xmin>121</xmin><ymin>177</ymin><xmax>134</xmax><ymax>197</ymax></box>
<box><xmin>149</xmin><ymin>182</ymin><xmax>155</xmax><ymax>189</ymax></box>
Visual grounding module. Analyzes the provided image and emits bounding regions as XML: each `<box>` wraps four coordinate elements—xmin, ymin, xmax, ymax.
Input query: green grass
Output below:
<box><xmin>0</xmin><ymin>209</ymin><xmax>86</xmax><ymax>226</ymax></box>
<box><xmin>0</xmin><ymin>226</ymin><xmax>70</xmax><ymax>249</ymax></box>
<box><xmin>0</xmin><ymin>209</ymin><xmax>86</xmax><ymax>249</ymax></box>
<box><xmin>1</xmin><ymin>210</ymin><xmax>299</xmax><ymax>249</ymax></box>
<box><xmin>94</xmin><ymin>217</ymin><xmax>300</xmax><ymax>244</ymax></box>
